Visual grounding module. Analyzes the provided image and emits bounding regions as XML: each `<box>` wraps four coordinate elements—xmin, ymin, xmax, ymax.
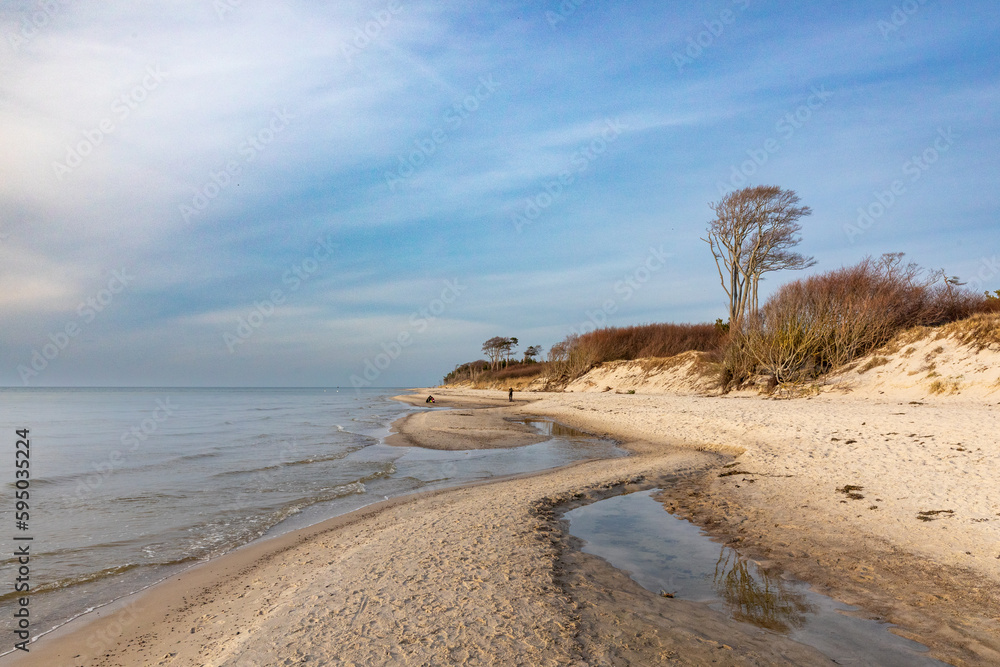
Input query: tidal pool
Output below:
<box><xmin>565</xmin><ymin>489</ymin><xmax>946</xmax><ymax>666</ymax></box>
<box><xmin>514</xmin><ymin>418</ymin><xmax>595</xmax><ymax>439</ymax></box>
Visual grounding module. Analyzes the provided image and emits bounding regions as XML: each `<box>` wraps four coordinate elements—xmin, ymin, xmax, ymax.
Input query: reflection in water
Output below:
<box><xmin>713</xmin><ymin>547</ymin><xmax>812</xmax><ymax>633</ymax></box>
<box><xmin>565</xmin><ymin>490</ymin><xmax>947</xmax><ymax>667</ymax></box>
<box><xmin>516</xmin><ymin>419</ymin><xmax>592</xmax><ymax>438</ymax></box>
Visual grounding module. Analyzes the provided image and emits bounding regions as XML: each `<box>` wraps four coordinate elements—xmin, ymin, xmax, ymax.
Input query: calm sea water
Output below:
<box><xmin>0</xmin><ymin>387</ymin><xmax>624</xmax><ymax>650</ymax></box>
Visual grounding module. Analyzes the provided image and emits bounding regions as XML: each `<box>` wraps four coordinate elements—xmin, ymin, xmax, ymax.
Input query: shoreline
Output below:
<box><xmin>3</xmin><ymin>391</ymin><xmax>635</xmax><ymax>665</ymax></box>
<box><xmin>10</xmin><ymin>387</ymin><xmax>1000</xmax><ymax>665</ymax></box>
<box><xmin>393</xmin><ymin>387</ymin><xmax>1000</xmax><ymax>665</ymax></box>
<box><xmin>5</xmin><ymin>458</ymin><xmax>610</xmax><ymax>666</ymax></box>
<box><xmin>489</xmin><ymin>387</ymin><xmax>1000</xmax><ymax>666</ymax></box>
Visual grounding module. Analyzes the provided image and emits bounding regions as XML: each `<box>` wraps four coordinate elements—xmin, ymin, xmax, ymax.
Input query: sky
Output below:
<box><xmin>1</xmin><ymin>0</ymin><xmax>998</xmax><ymax>387</ymax></box>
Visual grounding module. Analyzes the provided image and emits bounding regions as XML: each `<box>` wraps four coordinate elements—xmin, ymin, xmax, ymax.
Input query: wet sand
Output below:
<box><xmin>500</xmin><ymin>387</ymin><xmax>1000</xmax><ymax>666</ymax></box>
<box><xmin>385</xmin><ymin>400</ymin><xmax>548</xmax><ymax>449</ymax></box>
<box><xmin>10</xmin><ymin>387</ymin><xmax>1000</xmax><ymax>665</ymax></box>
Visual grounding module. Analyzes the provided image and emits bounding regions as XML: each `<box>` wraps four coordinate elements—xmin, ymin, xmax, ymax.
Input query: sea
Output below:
<box><xmin>0</xmin><ymin>387</ymin><xmax>624</xmax><ymax>653</ymax></box>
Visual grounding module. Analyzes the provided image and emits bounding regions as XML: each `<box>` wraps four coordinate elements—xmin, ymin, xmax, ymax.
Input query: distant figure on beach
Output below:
<box><xmin>425</xmin><ymin>395</ymin><xmax>435</xmax><ymax>404</ymax></box>
<box><xmin>508</xmin><ymin>388</ymin><xmax>513</xmax><ymax>402</ymax></box>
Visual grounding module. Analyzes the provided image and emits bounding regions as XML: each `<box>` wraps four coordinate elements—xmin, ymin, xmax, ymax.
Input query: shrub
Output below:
<box><xmin>537</xmin><ymin>323</ymin><xmax>726</xmax><ymax>384</ymax></box>
<box><xmin>552</xmin><ymin>322</ymin><xmax>724</xmax><ymax>371</ymax></box>
<box><xmin>442</xmin><ymin>360</ymin><xmax>489</xmax><ymax>385</ymax></box>
<box><xmin>940</xmin><ymin>312</ymin><xmax>1000</xmax><ymax>350</ymax></box>
<box><xmin>979</xmin><ymin>290</ymin><xmax>1000</xmax><ymax>313</ymax></box>
<box><xmin>857</xmin><ymin>356</ymin><xmax>890</xmax><ymax>374</ymax></box>
<box><xmin>725</xmin><ymin>254</ymin><xmax>992</xmax><ymax>386</ymax></box>
<box><xmin>491</xmin><ymin>362</ymin><xmax>548</xmax><ymax>380</ymax></box>
<box><xmin>441</xmin><ymin>359</ymin><xmax>549</xmax><ymax>386</ymax></box>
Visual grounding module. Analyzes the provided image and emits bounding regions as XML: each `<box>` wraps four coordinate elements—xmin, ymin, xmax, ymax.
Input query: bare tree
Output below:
<box><xmin>505</xmin><ymin>337</ymin><xmax>519</xmax><ymax>365</ymax></box>
<box><xmin>482</xmin><ymin>336</ymin><xmax>507</xmax><ymax>371</ymax></box>
<box><xmin>547</xmin><ymin>342</ymin><xmax>567</xmax><ymax>364</ymax></box>
<box><xmin>547</xmin><ymin>335</ymin><xmax>576</xmax><ymax>364</ymax></box>
<box><xmin>703</xmin><ymin>185</ymin><xmax>815</xmax><ymax>327</ymax></box>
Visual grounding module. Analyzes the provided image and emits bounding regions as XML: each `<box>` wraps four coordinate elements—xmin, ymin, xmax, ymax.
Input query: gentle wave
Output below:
<box><xmin>0</xmin><ymin>559</ymin><xmax>195</xmax><ymax>604</ymax></box>
<box><xmin>177</xmin><ymin>480</ymin><xmax>376</xmax><ymax>560</ymax></box>
<box><xmin>0</xmin><ymin>387</ymin><xmax>413</xmax><ymax>646</ymax></box>
<box><xmin>360</xmin><ymin>462</ymin><xmax>396</xmax><ymax>483</ymax></box>
<box><xmin>0</xmin><ymin>478</ymin><xmax>382</xmax><ymax>603</ymax></box>
<box><xmin>108</xmin><ymin>491</ymin><xmax>190</xmax><ymax>504</ymax></box>
<box><xmin>207</xmin><ymin>451</ymin><xmax>358</xmax><ymax>480</ymax></box>
<box><xmin>19</xmin><ymin>451</ymin><xmax>223</xmax><ymax>489</ymax></box>
<box><xmin>17</xmin><ymin>435</ymin><xmax>374</xmax><ymax>491</ymax></box>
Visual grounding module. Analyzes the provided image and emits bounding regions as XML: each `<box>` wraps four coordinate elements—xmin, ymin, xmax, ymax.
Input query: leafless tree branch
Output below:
<box><xmin>703</xmin><ymin>185</ymin><xmax>814</xmax><ymax>327</ymax></box>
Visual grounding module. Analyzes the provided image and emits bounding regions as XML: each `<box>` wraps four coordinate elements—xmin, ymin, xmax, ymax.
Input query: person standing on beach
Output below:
<box><xmin>508</xmin><ymin>387</ymin><xmax>513</xmax><ymax>402</ymax></box>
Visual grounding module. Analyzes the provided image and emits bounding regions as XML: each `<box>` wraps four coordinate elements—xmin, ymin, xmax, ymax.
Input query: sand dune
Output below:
<box><xmin>560</xmin><ymin>314</ymin><xmax>1000</xmax><ymax>401</ymax></box>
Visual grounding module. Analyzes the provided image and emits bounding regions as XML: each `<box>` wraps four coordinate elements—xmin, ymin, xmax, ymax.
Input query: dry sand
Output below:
<box><xmin>520</xmin><ymin>388</ymin><xmax>1000</xmax><ymax>666</ymax></box>
<box><xmin>10</xmin><ymin>385</ymin><xmax>1000</xmax><ymax>666</ymax></box>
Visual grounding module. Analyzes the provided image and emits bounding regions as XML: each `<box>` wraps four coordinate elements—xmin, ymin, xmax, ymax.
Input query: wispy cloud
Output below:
<box><xmin>1</xmin><ymin>0</ymin><xmax>998</xmax><ymax>385</ymax></box>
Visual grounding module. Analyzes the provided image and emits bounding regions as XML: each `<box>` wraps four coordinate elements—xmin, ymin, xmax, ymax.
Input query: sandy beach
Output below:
<box><xmin>385</xmin><ymin>393</ymin><xmax>548</xmax><ymax>450</ymax></box>
<box><xmin>11</xmin><ymin>387</ymin><xmax>1000</xmax><ymax>666</ymax></box>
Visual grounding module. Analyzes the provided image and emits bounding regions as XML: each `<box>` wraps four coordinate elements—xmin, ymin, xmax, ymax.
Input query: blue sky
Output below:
<box><xmin>1</xmin><ymin>0</ymin><xmax>998</xmax><ymax>387</ymax></box>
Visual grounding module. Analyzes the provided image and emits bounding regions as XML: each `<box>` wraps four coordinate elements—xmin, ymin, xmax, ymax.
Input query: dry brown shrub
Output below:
<box><xmin>978</xmin><ymin>297</ymin><xmax>1000</xmax><ymax>314</ymax></box>
<box><xmin>548</xmin><ymin>323</ymin><xmax>725</xmax><ymax>381</ymax></box>
<box><xmin>898</xmin><ymin>327</ymin><xmax>931</xmax><ymax>346</ymax></box>
<box><xmin>940</xmin><ymin>313</ymin><xmax>1000</xmax><ymax>350</ymax></box>
<box><xmin>573</xmin><ymin>323</ymin><xmax>724</xmax><ymax>363</ymax></box>
<box><xmin>442</xmin><ymin>360</ymin><xmax>548</xmax><ymax>386</ymax></box>
<box><xmin>928</xmin><ymin>379</ymin><xmax>960</xmax><ymax>395</ymax></box>
<box><xmin>491</xmin><ymin>363</ymin><xmax>548</xmax><ymax>380</ymax></box>
<box><xmin>858</xmin><ymin>356</ymin><xmax>890</xmax><ymax>374</ymax></box>
<box><xmin>723</xmin><ymin>254</ymin><xmax>992</xmax><ymax>386</ymax></box>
